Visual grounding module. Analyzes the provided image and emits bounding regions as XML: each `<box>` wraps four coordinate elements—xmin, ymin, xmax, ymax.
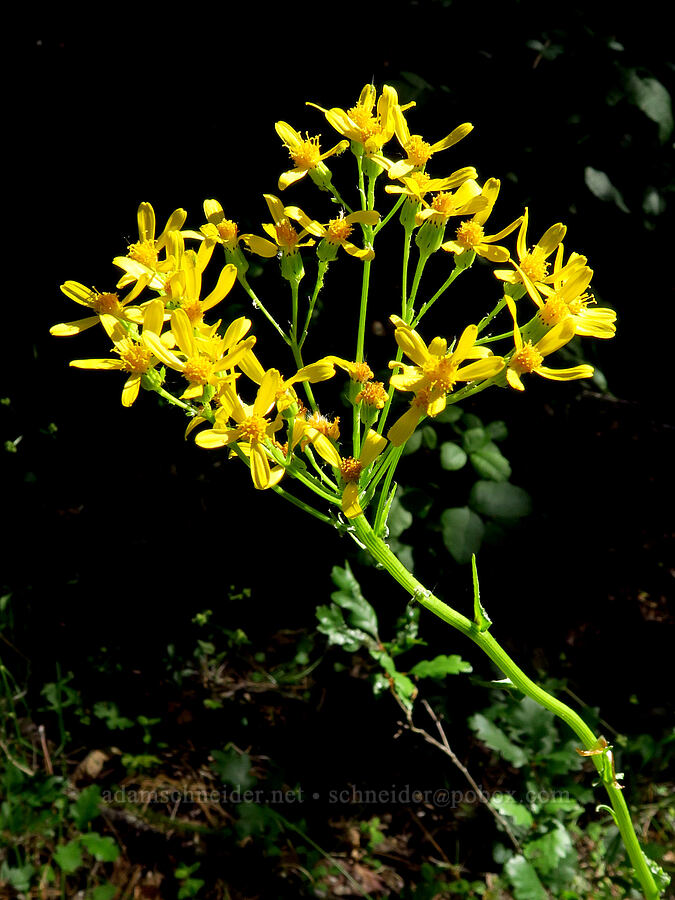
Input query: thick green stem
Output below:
<box><xmin>350</xmin><ymin>515</ymin><xmax>661</xmax><ymax>900</ymax></box>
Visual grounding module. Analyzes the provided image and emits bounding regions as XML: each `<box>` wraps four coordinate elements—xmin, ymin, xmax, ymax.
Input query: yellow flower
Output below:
<box><xmin>275</xmin><ymin>121</ymin><xmax>349</xmax><ymax>190</ymax></box>
<box><xmin>505</xmin><ymin>316</ymin><xmax>594</xmax><ymax>392</ymax></box>
<box><xmin>520</xmin><ymin>247</ymin><xmax>616</xmax><ymax>340</ymax></box>
<box><xmin>386</xmin><ymin>111</ymin><xmax>474</xmax><ymax>180</ymax></box>
<box><xmin>194</xmin><ymin>371</ymin><xmax>285</xmax><ymax>490</ymax></box>
<box><xmin>50</xmin><ymin>279</ymin><xmax>150</xmax><ymax>337</ymax></box>
<box><xmin>142</xmin><ymin>309</ymin><xmax>256</xmax><ymax>399</ymax></box>
<box><xmin>238</xmin><ymin>354</ymin><xmax>337</xmax><ymax>413</ymax></box>
<box><xmin>68</xmin><ymin>299</ymin><xmax>166</xmax><ymax>407</ymax></box>
<box><xmin>441</xmin><ymin>178</ymin><xmax>523</xmax><ymax>263</ymax></box>
<box><xmin>414</xmin><ymin>178</ymin><xmax>488</xmax><ymax>229</ymax></box>
<box><xmin>388</xmin><ymin>316</ymin><xmax>505</xmax><ymax>421</ymax></box>
<box><xmin>113</xmin><ymin>202</ymin><xmax>188</xmax><ymax>290</ymax></box>
<box><xmin>241</xmin><ymin>194</ymin><xmax>322</xmax><ymax>258</ymax></box>
<box><xmin>338</xmin><ymin>430</ymin><xmax>388</xmax><ymax>519</ymax></box>
<box><xmin>163</xmin><ymin>252</ymin><xmax>238</xmax><ymax>332</ymax></box>
<box><xmin>494</xmin><ymin>207</ymin><xmax>568</xmax><ymax>290</ymax></box>
<box><xmin>284</xmin><ymin>208</ymin><xmax>380</xmax><ymax>261</ymax></box>
<box><xmin>307</xmin><ymin>83</ymin><xmax>404</xmax><ymax>158</ymax></box>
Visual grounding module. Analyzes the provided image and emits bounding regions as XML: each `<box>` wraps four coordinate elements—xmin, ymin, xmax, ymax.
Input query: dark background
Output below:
<box><xmin>5</xmin><ymin>0</ymin><xmax>674</xmax><ymax>823</ymax></box>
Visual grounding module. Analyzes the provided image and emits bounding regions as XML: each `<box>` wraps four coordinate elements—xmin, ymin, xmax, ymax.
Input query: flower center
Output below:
<box><xmin>238</xmin><ymin>413</ymin><xmax>269</xmax><ymax>443</ymax></box>
<box><xmin>455</xmin><ymin>220</ymin><xmax>485</xmax><ymax>249</ymax></box>
<box><xmin>340</xmin><ymin>457</ymin><xmax>364</xmax><ymax>482</ymax></box>
<box><xmin>217</xmin><ymin>219</ymin><xmax>239</xmax><ymax>246</ymax></box>
<box><xmin>275</xmin><ymin>220</ymin><xmax>300</xmax><ymax>251</ymax></box>
<box><xmin>538</xmin><ymin>294</ymin><xmax>569</xmax><ymax>327</ymax></box>
<box><xmin>326</xmin><ymin>216</ymin><xmax>353</xmax><ymax>243</ymax></box>
<box><xmin>290</xmin><ymin>135</ymin><xmax>322</xmax><ymax>169</ymax></box>
<box><xmin>92</xmin><ymin>292</ymin><xmax>123</xmax><ymax>316</ymax></box>
<box><xmin>520</xmin><ymin>250</ymin><xmax>549</xmax><ymax>283</ymax></box>
<box><xmin>183</xmin><ymin>356</ymin><xmax>214</xmax><ymax>385</ymax></box>
<box><xmin>127</xmin><ymin>240</ymin><xmax>158</xmax><ymax>267</ymax></box>
<box><xmin>306</xmin><ymin>412</ymin><xmax>340</xmax><ymax>440</ymax></box>
<box><xmin>422</xmin><ymin>356</ymin><xmax>458</xmax><ymax>393</ymax></box>
<box><xmin>347</xmin><ymin>106</ymin><xmax>380</xmax><ymax>141</ymax></box>
<box><xmin>406</xmin><ymin>135</ymin><xmax>433</xmax><ymax>166</ymax></box>
<box><xmin>117</xmin><ymin>340</ymin><xmax>153</xmax><ymax>374</ymax></box>
<box><xmin>356</xmin><ymin>381</ymin><xmax>388</xmax><ymax>409</ymax></box>
<box><xmin>430</xmin><ymin>191</ymin><xmax>458</xmax><ymax>221</ymax></box>
<box><xmin>511</xmin><ymin>342</ymin><xmax>543</xmax><ymax>373</ymax></box>
<box><xmin>182</xmin><ymin>300</ymin><xmax>203</xmax><ymax>324</ymax></box>
<box><xmin>350</xmin><ymin>362</ymin><xmax>374</xmax><ymax>383</ymax></box>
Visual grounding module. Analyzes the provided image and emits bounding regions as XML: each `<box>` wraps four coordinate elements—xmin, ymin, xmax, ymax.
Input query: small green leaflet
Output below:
<box><xmin>472</xmin><ymin>554</ymin><xmax>492</xmax><ymax>632</ymax></box>
<box><xmin>409</xmin><ymin>654</ymin><xmax>472</xmax><ymax>679</ymax></box>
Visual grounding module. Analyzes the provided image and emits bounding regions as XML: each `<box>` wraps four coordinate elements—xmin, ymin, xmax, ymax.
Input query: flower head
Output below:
<box><xmin>441</xmin><ymin>179</ymin><xmax>522</xmax><ymax>263</ymax></box>
<box><xmin>275</xmin><ymin>121</ymin><xmax>349</xmax><ymax>190</ymax></box>
<box><xmin>505</xmin><ymin>311</ymin><xmax>594</xmax><ymax>391</ymax></box>
<box><xmin>308</xmin><ymin>84</ymin><xmax>407</xmax><ymax>159</ymax></box>
<box><xmin>388</xmin><ymin>316</ymin><xmax>505</xmax><ymax>420</ymax></box>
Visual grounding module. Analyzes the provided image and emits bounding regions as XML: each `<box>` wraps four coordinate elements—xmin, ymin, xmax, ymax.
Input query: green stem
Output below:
<box><xmin>355</xmin><ymin>258</ymin><xmax>372</xmax><ymax>364</ymax></box>
<box><xmin>271</xmin><ymin>483</ymin><xmax>334</xmax><ymax>525</ymax></box>
<box><xmin>411</xmin><ymin>262</ymin><xmax>469</xmax><ymax>328</ymax></box>
<box><xmin>350</xmin><ymin>516</ymin><xmax>661</xmax><ymax>900</ymax></box>
<box><xmin>373</xmin><ymin>195</ymin><xmax>405</xmax><ymax>236</ymax></box>
<box><xmin>238</xmin><ymin>273</ymin><xmax>291</xmax><ymax>346</ymax></box>
<box><xmin>299</xmin><ymin>260</ymin><xmax>329</xmax><ymax>350</ymax></box>
<box><xmin>476</xmin><ymin>297</ymin><xmax>508</xmax><ymax>336</ymax></box>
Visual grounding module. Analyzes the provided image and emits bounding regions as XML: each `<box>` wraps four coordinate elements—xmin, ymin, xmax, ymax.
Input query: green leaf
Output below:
<box><xmin>470</xmin><ymin>442</ymin><xmax>512</xmax><ymax>481</ymax></box>
<box><xmin>468</xmin><ymin>713</ymin><xmax>528</xmax><ymax>768</ymax></box>
<box><xmin>441</xmin><ymin>507</ymin><xmax>484</xmax><ymax>564</ymax></box>
<box><xmin>486</xmin><ymin>419</ymin><xmax>508</xmax><ymax>441</ymax></box>
<box><xmin>434</xmin><ymin>405</ymin><xmax>463</xmax><ymax>424</ymax></box>
<box><xmin>439</xmin><ymin>441</ymin><xmax>468</xmax><ymax>471</ymax></box>
<box><xmin>469</xmin><ymin>481</ymin><xmax>532</xmax><ymax>520</ymax></box>
<box><xmin>402</xmin><ymin>429</ymin><xmax>423</xmax><ymax>455</ymax></box>
<box><xmin>385</xmin><ymin>497</ymin><xmax>413</xmax><ymax>540</ymax></box>
<box><xmin>626</xmin><ymin>71</ymin><xmax>674</xmax><ymax>142</ymax></box>
<box><xmin>93</xmin><ymin>701</ymin><xmax>134</xmax><ymax>730</ymax></box>
<box><xmin>92</xmin><ymin>885</ymin><xmax>117</xmax><ymax>900</ymax></box>
<box><xmin>584</xmin><ymin>167</ymin><xmax>629</xmax><ymax>213</ymax></box>
<box><xmin>79</xmin><ymin>832</ymin><xmax>119</xmax><ymax>863</ymax></box>
<box><xmin>505</xmin><ymin>855</ymin><xmax>547</xmax><ymax>900</ymax></box>
<box><xmin>524</xmin><ymin>823</ymin><xmax>574</xmax><ymax>877</ymax></box>
<box><xmin>69</xmin><ymin>784</ymin><xmax>101</xmax><ymax>830</ymax></box>
<box><xmin>54</xmin><ymin>840</ymin><xmax>84</xmax><ymax>874</ymax></box>
<box><xmin>471</xmin><ymin>554</ymin><xmax>492</xmax><ymax>632</ymax></box>
<box><xmin>211</xmin><ymin>748</ymin><xmax>256</xmax><ymax>790</ymax></box>
<box><xmin>462</xmin><ymin>426</ymin><xmax>489</xmax><ymax>453</ymax></box>
<box><xmin>330</xmin><ymin>562</ymin><xmax>379</xmax><ymax>638</ymax></box>
<box><xmin>0</xmin><ymin>862</ymin><xmax>36</xmax><ymax>891</ymax></box>
<box><xmin>490</xmin><ymin>794</ymin><xmax>533</xmax><ymax>829</ymax></box>
<box><xmin>315</xmin><ymin>604</ymin><xmax>371</xmax><ymax>653</ymax></box>
<box><xmin>421</xmin><ymin>425</ymin><xmax>437</xmax><ymax>449</ymax></box>
<box><xmin>371</xmin><ymin>650</ymin><xmax>417</xmax><ymax>710</ymax></box>
<box><xmin>410</xmin><ymin>654</ymin><xmax>472</xmax><ymax>679</ymax></box>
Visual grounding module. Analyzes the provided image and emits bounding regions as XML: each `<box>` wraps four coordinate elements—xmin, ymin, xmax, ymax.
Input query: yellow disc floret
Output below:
<box><xmin>455</xmin><ymin>220</ymin><xmax>485</xmax><ymax>250</ymax></box>
<box><xmin>116</xmin><ymin>340</ymin><xmax>154</xmax><ymax>374</ymax></box>
<box><xmin>289</xmin><ymin>134</ymin><xmax>322</xmax><ymax>169</ymax></box>
<box><xmin>422</xmin><ymin>356</ymin><xmax>459</xmax><ymax>394</ymax></box>
<box><xmin>326</xmin><ymin>215</ymin><xmax>354</xmax><ymax>244</ymax></box>
<box><xmin>356</xmin><ymin>381</ymin><xmax>388</xmax><ymax>409</ymax></box>
<box><xmin>538</xmin><ymin>294</ymin><xmax>569</xmax><ymax>327</ymax></box>
<box><xmin>405</xmin><ymin>135</ymin><xmax>433</xmax><ymax>167</ymax></box>
<box><xmin>127</xmin><ymin>240</ymin><xmax>158</xmax><ymax>267</ymax></box>
<box><xmin>217</xmin><ymin>219</ymin><xmax>239</xmax><ymax>246</ymax></box>
<box><xmin>519</xmin><ymin>250</ymin><xmax>549</xmax><ymax>283</ymax></box>
<box><xmin>92</xmin><ymin>292</ymin><xmax>123</xmax><ymax>316</ymax></box>
<box><xmin>183</xmin><ymin>356</ymin><xmax>214</xmax><ymax>385</ymax></box>
<box><xmin>510</xmin><ymin>342</ymin><xmax>544</xmax><ymax>373</ymax></box>
<box><xmin>238</xmin><ymin>413</ymin><xmax>269</xmax><ymax>443</ymax></box>
<box><xmin>340</xmin><ymin>457</ymin><xmax>364</xmax><ymax>482</ymax></box>
<box><xmin>275</xmin><ymin>221</ymin><xmax>300</xmax><ymax>251</ymax></box>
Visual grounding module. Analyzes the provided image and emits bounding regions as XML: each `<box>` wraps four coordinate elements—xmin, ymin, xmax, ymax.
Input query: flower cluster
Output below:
<box><xmin>52</xmin><ymin>82</ymin><xmax>615</xmax><ymax>526</ymax></box>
